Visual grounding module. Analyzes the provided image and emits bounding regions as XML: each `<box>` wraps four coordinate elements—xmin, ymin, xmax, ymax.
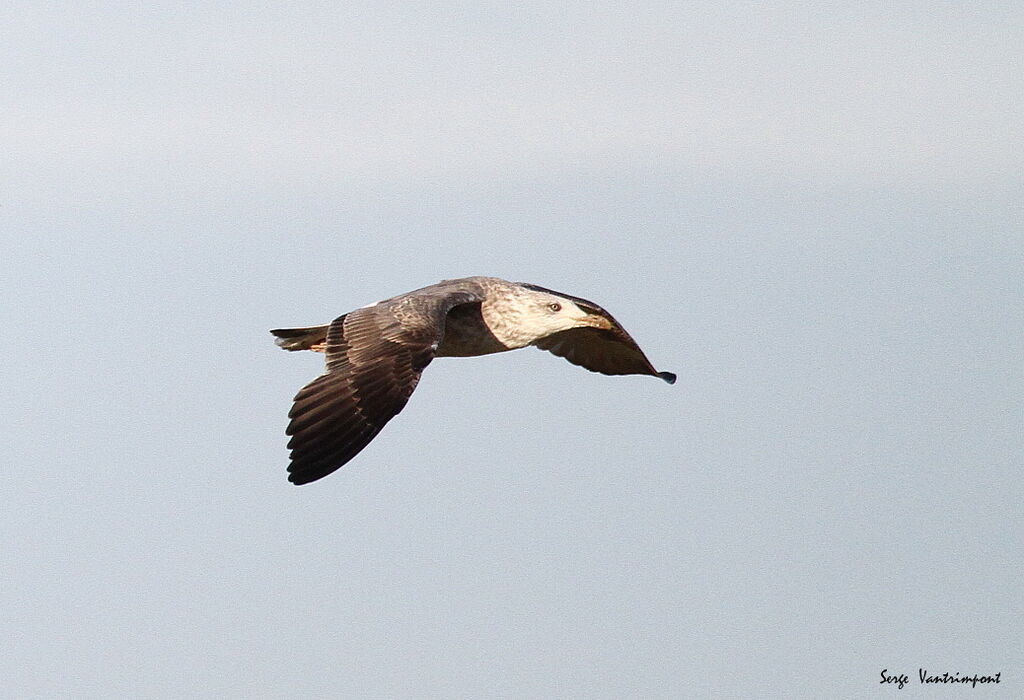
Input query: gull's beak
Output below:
<box><xmin>581</xmin><ymin>313</ymin><xmax>614</xmax><ymax>330</ymax></box>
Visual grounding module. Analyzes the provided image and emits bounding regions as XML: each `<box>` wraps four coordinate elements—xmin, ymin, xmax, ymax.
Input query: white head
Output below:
<box><xmin>484</xmin><ymin>285</ymin><xmax>613</xmax><ymax>348</ymax></box>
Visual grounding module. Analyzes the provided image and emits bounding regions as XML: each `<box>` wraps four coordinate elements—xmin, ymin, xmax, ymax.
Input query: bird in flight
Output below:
<box><xmin>272</xmin><ymin>277</ymin><xmax>675</xmax><ymax>484</ymax></box>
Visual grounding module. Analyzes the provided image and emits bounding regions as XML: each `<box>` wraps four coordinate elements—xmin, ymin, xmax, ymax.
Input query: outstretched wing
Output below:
<box><xmin>285</xmin><ymin>289</ymin><xmax>481</xmax><ymax>484</ymax></box>
<box><xmin>533</xmin><ymin>324</ymin><xmax>676</xmax><ymax>384</ymax></box>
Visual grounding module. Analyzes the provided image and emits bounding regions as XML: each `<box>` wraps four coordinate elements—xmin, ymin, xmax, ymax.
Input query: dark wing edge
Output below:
<box><xmin>533</xmin><ymin>326</ymin><xmax>676</xmax><ymax>384</ymax></box>
<box><xmin>285</xmin><ymin>370</ymin><xmax>389</xmax><ymax>484</ymax></box>
<box><xmin>284</xmin><ymin>288</ymin><xmax>484</xmax><ymax>485</ymax></box>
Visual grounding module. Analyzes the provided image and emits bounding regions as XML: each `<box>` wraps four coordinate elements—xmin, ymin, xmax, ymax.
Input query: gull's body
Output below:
<box><xmin>272</xmin><ymin>276</ymin><xmax>674</xmax><ymax>485</ymax></box>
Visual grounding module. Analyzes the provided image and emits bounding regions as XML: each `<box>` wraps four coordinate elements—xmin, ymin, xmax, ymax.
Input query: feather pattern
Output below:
<box><xmin>284</xmin><ymin>285</ymin><xmax>484</xmax><ymax>484</ymax></box>
<box><xmin>533</xmin><ymin>326</ymin><xmax>676</xmax><ymax>384</ymax></box>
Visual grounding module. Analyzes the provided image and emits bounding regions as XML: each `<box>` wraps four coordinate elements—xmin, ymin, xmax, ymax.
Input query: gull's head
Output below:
<box><xmin>507</xmin><ymin>286</ymin><xmax>614</xmax><ymax>343</ymax></box>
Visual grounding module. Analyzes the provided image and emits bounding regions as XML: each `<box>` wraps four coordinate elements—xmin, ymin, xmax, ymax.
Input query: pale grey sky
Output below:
<box><xmin>2</xmin><ymin>2</ymin><xmax>1021</xmax><ymax>698</ymax></box>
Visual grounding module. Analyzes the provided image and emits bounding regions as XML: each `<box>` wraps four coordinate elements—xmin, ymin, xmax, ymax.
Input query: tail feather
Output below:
<box><xmin>270</xmin><ymin>324</ymin><xmax>330</xmax><ymax>352</ymax></box>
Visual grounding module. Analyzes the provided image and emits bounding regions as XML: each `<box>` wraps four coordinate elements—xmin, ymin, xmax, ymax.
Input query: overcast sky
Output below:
<box><xmin>2</xmin><ymin>2</ymin><xmax>1021</xmax><ymax>698</ymax></box>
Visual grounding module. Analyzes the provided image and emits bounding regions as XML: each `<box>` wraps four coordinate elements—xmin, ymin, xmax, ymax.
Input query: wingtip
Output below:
<box><xmin>287</xmin><ymin>469</ymin><xmax>314</xmax><ymax>486</ymax></box>
<box><xmin>657</xmin><ymin>371</ymin><xmax>677</xmax><ymax>385</ymax></box>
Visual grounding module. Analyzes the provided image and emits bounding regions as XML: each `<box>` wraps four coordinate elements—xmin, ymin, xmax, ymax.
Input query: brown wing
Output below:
<box><xmin>533</xmin><ymin>325</ymin><xmax>676</xmax><ymax>384</ymax></box>
<box><xmin>285</xmin><ymin>290</ymin><xmax>481</xmax><ymax>485</ymax></box>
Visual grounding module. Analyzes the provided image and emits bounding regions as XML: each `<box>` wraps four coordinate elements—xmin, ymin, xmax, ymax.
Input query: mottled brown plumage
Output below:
<box><xmin>272</xmin><ymin>277</ymin><xmax>674</xmax><ymax>484</ymax></box>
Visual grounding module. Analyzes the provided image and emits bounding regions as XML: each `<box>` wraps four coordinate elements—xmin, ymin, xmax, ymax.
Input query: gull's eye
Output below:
<box><xmin>548</xmin><ymin>302</ymin><xmax>562</xmax><ymax>312</ymax></box>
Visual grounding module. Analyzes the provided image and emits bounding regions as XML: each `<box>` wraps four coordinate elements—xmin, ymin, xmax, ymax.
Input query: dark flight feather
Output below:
<box><xmin>284</xmin><ymin>289</ymin><xmax>483</xmax><ymax>484</ymax></box>
<box><xmin>533</xmin><ymin>325</ymin><xmax>676</xmax><ymax>384</ymax></box>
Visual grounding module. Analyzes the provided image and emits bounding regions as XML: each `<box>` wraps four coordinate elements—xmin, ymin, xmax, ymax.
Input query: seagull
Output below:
<box><xmin>271</xmin><ymin>276</ymin><xmax>675</xmax><ymax>485</ymax></box>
